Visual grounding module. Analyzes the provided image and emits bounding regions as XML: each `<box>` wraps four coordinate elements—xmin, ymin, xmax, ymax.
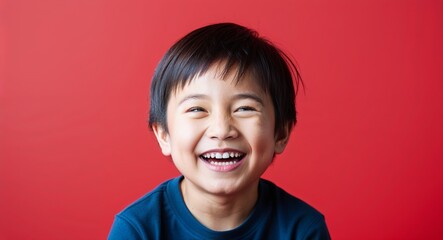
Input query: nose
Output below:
<box><xmin>206</xmin><ymin>111</ymin><xmax>239</xmax><ymax>140</ymax></box>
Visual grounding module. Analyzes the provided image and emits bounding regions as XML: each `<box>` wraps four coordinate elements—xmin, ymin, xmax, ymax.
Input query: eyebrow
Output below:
<box><xmin>178</xmin><ymin>94</ymin><xmax>209</xmax><ymax>105</ymax></box>
<box><xmin>233</xmin><ymin>93</ymin><xmax>264</xmax><ymax>106</ymax></box>
<box><xmin>177</xmin><ymin>93</ymin><xmax>264</xmax><ymax>106</ymax></box>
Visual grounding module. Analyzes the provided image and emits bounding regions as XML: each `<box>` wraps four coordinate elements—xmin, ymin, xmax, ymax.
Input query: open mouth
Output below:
<box><xmin>200</xmin><ymin>151</ymin><xmax>245</xmax><ymax>166</ymax></box>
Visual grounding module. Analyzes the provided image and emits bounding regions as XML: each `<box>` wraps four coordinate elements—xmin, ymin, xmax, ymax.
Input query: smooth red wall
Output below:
<box><xmin>1</xmin><ymin>0</ymin><xmax>442</xmax><ymax>239</ymax></box>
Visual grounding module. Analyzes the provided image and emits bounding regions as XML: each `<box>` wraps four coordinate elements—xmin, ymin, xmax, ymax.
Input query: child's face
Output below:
<box><xmin>153</xmin><ymin>65</ymin><xmax>289</xmax><ymax>196</ymax></box>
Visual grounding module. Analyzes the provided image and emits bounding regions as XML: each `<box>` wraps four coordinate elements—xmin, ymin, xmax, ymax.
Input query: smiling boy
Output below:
<box><xmin>108</xmin><ymin>23</ymin><xmax>330</xmax><ymax>239</ymax></box>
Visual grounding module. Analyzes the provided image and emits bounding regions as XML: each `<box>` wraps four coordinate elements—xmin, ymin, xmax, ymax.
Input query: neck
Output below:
<box><xmin>180</xmin><ymin>179</ymin><xmax>259</xmax><ymax>231</ymax></box>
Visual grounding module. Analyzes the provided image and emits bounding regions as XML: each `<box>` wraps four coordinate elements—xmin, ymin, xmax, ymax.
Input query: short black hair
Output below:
<box><xmin>149</xmin><ymin>22</ymin><xmax>302</xmax><ymax>139</ymax></box>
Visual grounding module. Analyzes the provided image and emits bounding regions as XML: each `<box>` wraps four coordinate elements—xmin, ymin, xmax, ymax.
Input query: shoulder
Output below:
<box><xmin>108</xmin><ymin>177</ymin><xmax>179</xmax><ymax>240</ymax></box>
<box><xmin>260</xmin><ymin>179</ymin><xmax>322</xmax><ymax>215</ymax></box>
<box><xmin>117</xmin><ymin>179</ymin><xmax>169</xmax><ymax>221</ymax></box>
<box><xmin>260</xmin><ymin>179</ymin><xmax>331</xmax><ymax>240</ymax></box>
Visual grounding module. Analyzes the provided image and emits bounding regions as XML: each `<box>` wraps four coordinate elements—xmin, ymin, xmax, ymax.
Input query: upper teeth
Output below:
<box><xmin>202</xmin><ymin>152</ymin><xmax>242</xmax><ymax>159</ymax></box>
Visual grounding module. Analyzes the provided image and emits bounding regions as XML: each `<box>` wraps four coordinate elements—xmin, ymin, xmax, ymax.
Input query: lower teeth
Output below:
<box><xmin>209</xmin><ymin>160</ymin><xmax>237</xmax><ymax>166</ymax></box>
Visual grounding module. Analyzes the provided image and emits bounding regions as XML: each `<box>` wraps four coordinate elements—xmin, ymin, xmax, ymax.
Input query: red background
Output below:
<box><xmin>1</xmin><ymin>0</ymin><xmax>442</xmax><ymax>239</ymax></box>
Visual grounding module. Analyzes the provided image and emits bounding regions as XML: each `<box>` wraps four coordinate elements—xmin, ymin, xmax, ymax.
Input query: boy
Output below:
<box><xmin>108</xmin><ymin>23</ymin><xmax>330</xmax><ymax>239</ymax></box>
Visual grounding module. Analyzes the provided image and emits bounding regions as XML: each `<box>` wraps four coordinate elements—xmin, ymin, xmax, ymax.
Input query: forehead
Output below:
<box><xmin>172</xmin><ymin>62</ymin><xmax>267</xmax><ymax>95</ymax></box>
<box><xmin>172</xmin><ymin>64</ymin><xmax>266</xmax><ymax>97</ymax></box>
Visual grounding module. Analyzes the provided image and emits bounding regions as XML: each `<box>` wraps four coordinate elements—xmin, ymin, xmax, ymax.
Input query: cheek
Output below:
<box><xmin>243</xmin><ymin>118</ymin><xmax>276</xmax><ymax>152</ymax></box>
<box><xmin>168</xmin><ymin>118</ymin><xmax>203</xmax><ymax>153</ymax></box>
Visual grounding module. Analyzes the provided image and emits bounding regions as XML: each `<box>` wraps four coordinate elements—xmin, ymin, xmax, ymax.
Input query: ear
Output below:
<box><xmin>152</xmin><ymin>123</ymin><xmax>171</xmax><ymax>156</ymax></box>
<box><xmin>274</xmin><ymin>124</ymin><xmax>291</xmax><ymax>154</ymax></box>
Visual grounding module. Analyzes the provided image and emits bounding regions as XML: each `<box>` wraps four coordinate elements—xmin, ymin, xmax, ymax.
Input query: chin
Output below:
<box><xmin>203</xmin><ymin>179</ymin><xmax>253</xmax><ymax>196</ymax></box>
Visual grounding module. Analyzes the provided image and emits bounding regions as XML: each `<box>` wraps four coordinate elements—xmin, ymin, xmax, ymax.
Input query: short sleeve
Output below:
<box><xmin>108</xmin><ymin>215</ymin><xmax>142</xmax><ymax>240</ymax></box>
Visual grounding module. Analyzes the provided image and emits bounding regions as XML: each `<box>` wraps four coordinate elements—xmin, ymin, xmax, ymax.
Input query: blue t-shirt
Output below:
<box><xmin>108</xmin><ymin>176</ymin><xmax>330</xmax><ymax>240</ymax></box>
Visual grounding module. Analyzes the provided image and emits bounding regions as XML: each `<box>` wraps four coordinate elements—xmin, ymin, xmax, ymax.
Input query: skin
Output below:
<box><xmin>153</xmin><ymin>64</ymin><xmax>290</xmax><ymax>231</ymax></box>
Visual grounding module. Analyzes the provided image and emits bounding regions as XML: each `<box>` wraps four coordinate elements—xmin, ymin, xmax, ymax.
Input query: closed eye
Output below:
<box><xmin>236</xmin><ymin>106</ymin><xmax>257</xmax><ymax>112</ymax></box>
<box><xmin>187</xmin><ymin>106</ymin><xmax>206</xmax><ymax>112</ymax></box>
